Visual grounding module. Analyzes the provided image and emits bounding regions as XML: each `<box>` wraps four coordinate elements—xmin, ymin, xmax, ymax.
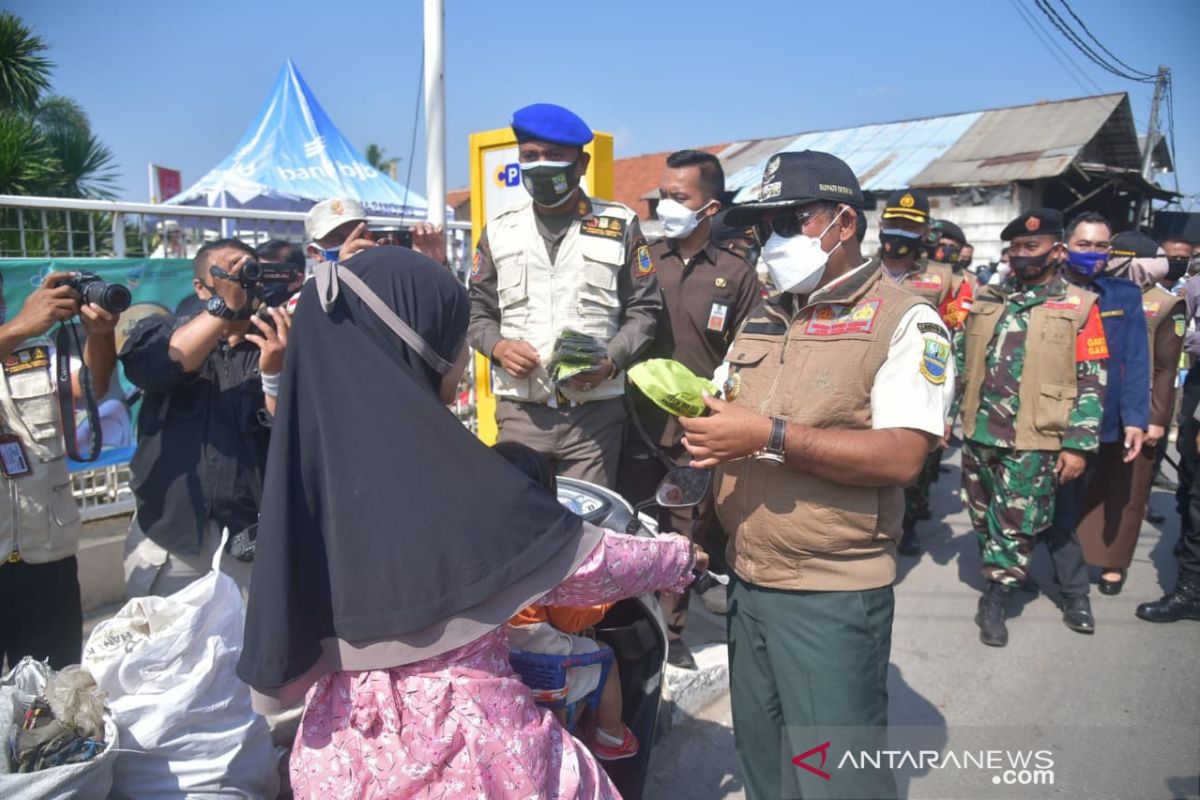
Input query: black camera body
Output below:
<box><xmin>241</xmin><ymin>261</ymin><xmax>299</xmax><ymax>285</ymax></box>
<box><xmin>55</xmin><ymin>271</ymin><xmax>131</xmax><ymax>314</ymax></box>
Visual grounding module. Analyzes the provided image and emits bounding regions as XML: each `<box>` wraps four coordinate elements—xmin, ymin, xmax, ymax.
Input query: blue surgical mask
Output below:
<box><xmin>1066</xmin><ymin>249</ymin><xmax>1107</xmax><ymax>279</ymax></box>
<box><xmin>317</xmin><ymin>247</ymin><xmax>340</xmax><ymax>263</ymax></box>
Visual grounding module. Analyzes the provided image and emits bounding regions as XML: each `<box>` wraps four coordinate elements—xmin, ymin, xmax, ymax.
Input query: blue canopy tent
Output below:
<box><xmin>166</xmin><ymin>60</ymin><xmax>428</xmax><ymax>230</ymax></box>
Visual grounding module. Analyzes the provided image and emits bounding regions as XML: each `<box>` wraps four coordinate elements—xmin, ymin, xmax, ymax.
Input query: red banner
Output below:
<box><xmin>153</xmin><ymin>165</ymin><xmax>182</xmax><ymax>202</ymax></box>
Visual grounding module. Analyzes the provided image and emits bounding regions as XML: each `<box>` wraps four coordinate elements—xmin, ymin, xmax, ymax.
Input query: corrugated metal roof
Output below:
<box><xmin>727</xmin><ymin>92</ymin><xmax>1138</xmax><ymax>201</ymax></box>
<box><xmin>912</xmin><ymin>94</ymin><xmax>1128</xmax><ymax>186</ymax></box>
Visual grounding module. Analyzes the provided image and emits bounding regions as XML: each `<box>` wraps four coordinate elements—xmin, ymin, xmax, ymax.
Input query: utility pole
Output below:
<box><xmin>1136</xmin><ymin>65</ymin><xmax>1169</xmax><ymax>228</ymax></box>
<box><xmin>423</xmin><ymin>0</ymin><xmax>446</xmax><ymax>228</ymax></box>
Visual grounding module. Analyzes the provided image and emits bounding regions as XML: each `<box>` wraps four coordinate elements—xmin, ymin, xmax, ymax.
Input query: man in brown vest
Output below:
<box><xmin>955</xmin><ymin>209</ymin><xmax>1108</xmax><ymax>647</ymax></box>
<box><xmin>876</xmin><ymin>190</ymin><xmax>965</xmax><ymax>555</ymax></box>
<box><xmin>680</xmin><ymin>151</ymin><xmax>953</xmax><ymax>800</ymax></box>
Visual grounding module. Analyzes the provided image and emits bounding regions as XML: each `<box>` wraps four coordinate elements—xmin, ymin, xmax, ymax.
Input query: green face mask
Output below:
<box><xmin>521</xmin><ymin>159</ymin><xmax>579</xmax><ymax>207</ymax></box>
<box><xmin>628</xmin><ymin>359</ymin><xmax>717</xmax><ymax>418</ymax></box>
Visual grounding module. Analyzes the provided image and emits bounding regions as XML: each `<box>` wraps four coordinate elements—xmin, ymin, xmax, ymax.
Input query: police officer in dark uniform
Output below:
<box><xmin>617</xmin><ymin>149</ymin><xmax>760</xmax><ymax>669</ymax></box>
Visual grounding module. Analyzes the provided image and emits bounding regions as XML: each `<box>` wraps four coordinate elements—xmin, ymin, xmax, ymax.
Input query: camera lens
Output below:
<box><xmin>91</xmin><ymin>283</ymin><xmax>131</xmax><ymax>313</ymax></box>
<box><xmin>242</xmin><ymin>261</ymin><xmax>263</xmax><ymax>282</ymax></box>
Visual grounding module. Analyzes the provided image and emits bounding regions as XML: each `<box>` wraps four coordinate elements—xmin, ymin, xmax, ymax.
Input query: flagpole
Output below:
<box><xmin>423</xmin><ymin>0</ymin><xmax>445</xmax><ymax>227</ymax></box>
<box><xmin>147</xmin><ymin>163</ymin><xmax>156</xmax><ymax>203</ymax></box>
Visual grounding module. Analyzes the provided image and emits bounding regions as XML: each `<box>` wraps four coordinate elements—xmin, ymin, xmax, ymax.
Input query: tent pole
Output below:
<box><xmin>423</xmin><ymin>0</ymin><xmax>446</xmax><ymax>228</ymax></box>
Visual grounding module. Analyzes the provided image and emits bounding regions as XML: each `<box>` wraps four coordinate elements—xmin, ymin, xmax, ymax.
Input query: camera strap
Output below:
<box><xmin>54</xmin><ymin>325</ymin><xmax>103</xmax><ymax>462</ymax></box>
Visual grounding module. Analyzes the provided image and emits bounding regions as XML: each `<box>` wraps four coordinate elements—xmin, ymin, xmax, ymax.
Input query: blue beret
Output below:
<box><xmin>511</xmin><ymin>103</ymin><xmax>593</xmax><ymax>147</ymax></box>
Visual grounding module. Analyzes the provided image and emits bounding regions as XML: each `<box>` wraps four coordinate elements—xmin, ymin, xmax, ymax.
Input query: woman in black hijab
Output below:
<box><xmin>238</xmin><ymin>246</ymin><xmax>702</xmax><ymax>799</ymax></box>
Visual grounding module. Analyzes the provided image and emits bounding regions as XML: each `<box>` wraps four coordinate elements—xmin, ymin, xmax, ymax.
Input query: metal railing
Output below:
<box><xmin>3</xmin><ymin>195</ymin><xmax>479</xmax><ymax>520</ymax></box>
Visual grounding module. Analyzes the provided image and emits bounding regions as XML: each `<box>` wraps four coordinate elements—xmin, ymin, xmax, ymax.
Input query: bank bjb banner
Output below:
<box><xmin>1</xmin><ymin>258</ymin><xmax>196</xmax><ymax>469</ymax></box>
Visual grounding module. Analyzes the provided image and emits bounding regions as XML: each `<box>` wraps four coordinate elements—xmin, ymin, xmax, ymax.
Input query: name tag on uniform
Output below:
<box><xmin>0</xmin><ymin>434</ymin><xmax>32</xmax><ymax>478</ymax></box>
<box><xmin>707</xmin><ymin>302</ymin><xmax>729</xmax><ymax>332</ymax></box>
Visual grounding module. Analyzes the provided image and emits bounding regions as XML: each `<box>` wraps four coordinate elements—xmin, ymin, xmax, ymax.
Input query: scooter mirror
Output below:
<box><xmin>655</xmin><ymin>467</ymin><xmax>712</xmax><ymax>509</ymax></box>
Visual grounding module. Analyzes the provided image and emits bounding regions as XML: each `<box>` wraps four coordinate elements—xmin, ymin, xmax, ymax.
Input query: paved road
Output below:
<box><xmin>646</xmin><ymin>443</ymin><xmax>1200</xmax><ymax>800</ymax></box>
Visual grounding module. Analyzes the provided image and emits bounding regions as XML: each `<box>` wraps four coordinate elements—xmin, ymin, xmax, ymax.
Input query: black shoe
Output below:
<box><xmin>1061</xmin><ymin>594</ymin><xmax>1095</xmax><ymax>634</ymax></box>
<box><xmin>976</xmin><ymin>583</ymin><xmax>1012</xmax><ymax>647</ymax></box>
<box><xmin>1098</xmin><ymin>570</ymin><xmax>1127</xmax><ymax>596</ymax></box>
<box><xmin>1146</xmin><ymin>510</ymin><xmax>1166</xmax><ymax>524</ymax></box>
<box><xmin>898</xmin><ymin>526</ymin><xmax>921</xmax><ymax>557</ymax></box>
<box><xmin>667</xmin><ymin>640</ymin><xmax>698</xmax><ymax>670</ymax></box>
<box><xmin>1136</xmin><ymin>575</ymin><xmax>1200</xmax><ymax>622</ymax></box>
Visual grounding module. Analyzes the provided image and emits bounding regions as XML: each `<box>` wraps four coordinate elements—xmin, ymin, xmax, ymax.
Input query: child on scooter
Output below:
<box><xmin>495</xmin><ymin>442</ymin><xmax>638</xmax><ymax>761</ymax></box>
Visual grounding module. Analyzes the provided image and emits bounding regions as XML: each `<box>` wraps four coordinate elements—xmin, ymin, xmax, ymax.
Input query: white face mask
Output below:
<box><xmin>761</xmin><ymin>206</ymin><xmax>845</xmax><ymax>294</ymax></box>
<box><xmin>657</xmin><ymin>198</ymin><xmax>716</xmax><ymax>240</ymax></box>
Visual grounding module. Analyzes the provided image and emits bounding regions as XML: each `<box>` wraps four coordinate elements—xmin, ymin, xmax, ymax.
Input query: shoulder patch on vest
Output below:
<box><xmin>1174</xmin><ymin>315</ymin><xmax>1186</xmax><ymax>338</ymax></box>
<box><xmin>470</xmin><ymin>246</ymin><xmax>483</xmax><ymax>282</ymax></box>
<box><xmin>1143</xmin><ymin>300</ymin><xmax>1162</xmax><ymax>317</ymax></box>
<box><xmin>919</xmin><ymin>336</ymin><xmax>950</xmax><ymax>385</ymax></box>
<box><xmin>805</xmin><ymin>299</ymin><xmax>882</xmax><ymax>336</ymax></box>
<box><xmin>580</xmin><ymin>216</ymin><xmax>627</xmax><ymax>240</ymax></box>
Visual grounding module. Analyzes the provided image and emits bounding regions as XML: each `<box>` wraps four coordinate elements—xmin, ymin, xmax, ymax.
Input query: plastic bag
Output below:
<box><xmin>83</xmin><ymin>535</ymin><xmax>278</xmax><ymax>800</ymax></box>
<box><xmin>0</xmin><ymin>658</ymin><xmax>118</xmax><ymax>800</ymax></box>
<box><xmin>628</xmin><ymin>358</ymin><xmax>718</xmax><ymax>418</ymax></box>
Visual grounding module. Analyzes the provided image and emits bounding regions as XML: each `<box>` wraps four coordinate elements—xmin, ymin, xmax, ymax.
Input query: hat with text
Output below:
<box><xmin>881</xmin><ymin>188</ymin><xmax>930</xmax><ymax>225</ymax></box>
<box><xmin>1000</xmin><ymin>208</ymin><xmax>1063</xmax><ymax>241</ymax></box>
<box><xmin>306</xmin><ymin>197</ymin><xmax>367</xmax><ymax>242</ymax></box>
<box><xmin>725</xmin><ymin>150</ymin><xmax>865</xmax><ymax>226</ymax></box>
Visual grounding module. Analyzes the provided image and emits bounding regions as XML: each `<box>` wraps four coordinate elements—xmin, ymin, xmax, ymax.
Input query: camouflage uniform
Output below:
<box><xmin>954</xmin><ymin>277</ymin><xmax>1106</xmax><ymax>585</ymax></box>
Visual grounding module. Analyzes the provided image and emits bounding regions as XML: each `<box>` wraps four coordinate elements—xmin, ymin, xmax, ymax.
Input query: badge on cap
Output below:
<box><xmin>765</xmin><ymin>156</ymin><xmax>780</xmax><ymax>178</ymax></box>
<box><xmin>1025</xmin><ymin>216</ymin><xmax>1041</xmax><ymax>232</ymax></box>
<box><xmin>899</xmin><ymin>193</ymin><xmax>915</xmax><ymax>208</ymax></box>
<box><xmin>715</xmin><ymin>277</ymin><xmax>728</xmax><ymax>288</ymax></box>
<box><xmin>331</xmin><ymin>199</ymin><xmax>345</xmax><ymax>216</ymax></box>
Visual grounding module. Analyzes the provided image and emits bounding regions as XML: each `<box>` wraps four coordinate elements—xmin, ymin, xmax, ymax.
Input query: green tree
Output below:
<box><xmin>0</xmin><ymin>12</ymin><xmax>51</xmax><ymax>113</ymax></box>
<box><xmin>0</xmin><ymin>11</ymin><xmax>119</xmax><ymax>199</ymax></box>
<box><xmin>365</xmin><ymin>142</ymin><xmax>398</xmax><ymax>177</ymax></box>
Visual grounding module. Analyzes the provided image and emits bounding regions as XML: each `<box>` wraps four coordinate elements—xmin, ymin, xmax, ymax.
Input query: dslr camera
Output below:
<box><xmin>54</xmin><ymin>271</ymin><xmax>132</xmax><ymax>314</ymax></box>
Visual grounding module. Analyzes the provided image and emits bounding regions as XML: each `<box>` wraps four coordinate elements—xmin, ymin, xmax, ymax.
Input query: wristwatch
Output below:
<box><xmin>754</xmin><ymin>417</ymin><xmax>788</xmax><ymax>465</ymax></box>
<box><xmin>205</xmin><ymin>294</ymin><xmax>236</xmax><ymax>320</ymax></box>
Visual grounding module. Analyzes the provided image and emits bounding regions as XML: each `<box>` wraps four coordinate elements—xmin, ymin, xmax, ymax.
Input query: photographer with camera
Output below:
<box><xmin>1</xmin><ymin>269</ymin><xmax>120</xmax><ymax>668</ymax></box>
<box><xmin>120</xmin><ymin>238</ymin><xmax>291</xmax><ymax>598</ymax></box>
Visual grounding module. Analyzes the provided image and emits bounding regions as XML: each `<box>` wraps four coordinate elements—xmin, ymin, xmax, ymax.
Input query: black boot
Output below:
<box><xmin>976</xmin><ymin>583</ymin><xmax>1013</xmax><ymax>647</ymax></box>
<box><xmin>898</xmin><ymin>525</ymin><xmax>921</xmax><ymax>557</ymax></box>
<box><xmin>1136</xmin><ymin>573</ymin><xmax>1200</xmax><ymax>623</ymax></box>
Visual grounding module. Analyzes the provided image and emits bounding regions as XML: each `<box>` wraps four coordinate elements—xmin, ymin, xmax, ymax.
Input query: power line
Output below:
<box><xmin>1009</xmin><ymin>0</ymin><xmax>1105</xmax><ymax>96</ymax></box>
<box><xmin>1033</xmin><ymin>0</ymin><xmax>1156</xmax><ymax>83</ymax></box>
<box><xmin>1054</xmin><ymin>0</ymin><xmax>1155</xmax><ymax>80</ymax></box>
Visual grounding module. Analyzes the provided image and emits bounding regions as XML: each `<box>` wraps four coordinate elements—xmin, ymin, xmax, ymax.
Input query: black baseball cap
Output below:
<box><xmin>1111</xmin><ymin>231</ymin><xmax>1158</xmax><ymax>259</ymax></box>
<box><xmin>881</xmin><ymin>189</ymin><xmax>930</xmax><ymax>225</ymax></box>
<box><xmin>725</xmin><ymin>150</ymin><xmax>865</xmax><ymax>226</ymax></box>
<box><xmin>1001</xmin><ymin>208</ymin><xmax>1064</xmax><ymax>241</ymax></box>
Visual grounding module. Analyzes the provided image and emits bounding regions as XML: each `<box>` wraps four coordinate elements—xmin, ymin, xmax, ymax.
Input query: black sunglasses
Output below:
<box><xmin>753</xmin><ymin>204</ymin><xmax>835</xmax><ymax>244</ymax></box>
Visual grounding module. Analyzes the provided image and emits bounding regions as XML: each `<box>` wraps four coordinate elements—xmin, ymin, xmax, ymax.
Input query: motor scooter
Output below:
<box><xmin>555</xmin><ymin>466</ymin><xmax>716</xmax><ymax>800</ymax></box>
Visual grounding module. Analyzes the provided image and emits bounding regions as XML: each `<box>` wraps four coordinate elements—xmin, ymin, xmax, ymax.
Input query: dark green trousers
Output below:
<box><xmin>727</xmin><ymin>575</ymin><xmax>896</xmax><ymax>800</ymax></box>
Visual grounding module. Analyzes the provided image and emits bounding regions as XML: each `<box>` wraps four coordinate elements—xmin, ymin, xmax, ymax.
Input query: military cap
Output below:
<box><xmin>881</xmin><ymin>188</ymin><xmax>930</xmax><ymax>224</ymax></box>
<box><xmin>725</xmin><ymin>150</ymin><xmax>864</xmax><ymax>225</ymax></box>
<box><xmin>1001</xmin><ymin>208</ymin><xmax>1064</xmax><ymax>241</ymax></box>
<box><xmin>511</xmin><ymin>103</ymin><xmax>593</xmax><ymax>147</ymax></box>
<box><xmin>931</xmin><ymin>219</ymin><xmax>967</xmax><ymax>246</ymax></box>
<box><xmin>1110</xmin><ymin>230</ymin><xmax>1159</xmax><ymax>260</ymax></box>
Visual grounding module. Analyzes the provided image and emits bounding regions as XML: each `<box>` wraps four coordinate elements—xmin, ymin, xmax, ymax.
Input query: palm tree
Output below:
<box><xmin>0</xmin><ymin>13</ymin><xmax>119</xmax><ymax>199</ymax></box>
<box><xmin>365</xmin><ymin>142</ymin><xmax>399</xmax><ymax>177</ymax></box>
<box><xmin>0</xmin><ymin>12</ymin><xmax>51</xmax><ymax>113</ymax></box>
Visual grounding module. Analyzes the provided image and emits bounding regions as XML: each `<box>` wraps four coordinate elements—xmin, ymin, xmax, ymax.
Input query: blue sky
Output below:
<box><xmin>9</xmin><ymin>0</ymin><xmax>1199</xmax><ymax>207</ymax></box>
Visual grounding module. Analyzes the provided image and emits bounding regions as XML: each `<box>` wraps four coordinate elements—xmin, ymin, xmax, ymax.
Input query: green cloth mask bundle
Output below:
<box><xmin>548</xmin><ymin>329</ymin><xmax>609</xmax><ymax>387</ymax></box>
<box><xmin>628</xmin><ymin>359</ymin><xmax>717</xmax><ymax>418</ymax></box>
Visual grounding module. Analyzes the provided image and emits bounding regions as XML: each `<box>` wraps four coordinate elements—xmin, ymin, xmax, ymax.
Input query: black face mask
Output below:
<box><xmin>955</xmin><ymin>258</ymin><xmax>972</xmax><ymax>273</ymax></box>
<box><xmin>930</xmin><ymin>243</ymin><xmax>962</xmax><ymax>265</ymax></box>
<box><xmin>1167</xmin><ymin>257</ymin><xmax>1190</xmax><ymax>281</ymax></box>
<box><xmin>1010</xmin><ymin>251</ymin><xmax>1057</xmax><ymax>284</ymax></box>
<box><xmin>520</xmin><ymin>159</ymin><xmax>580</xmax><ymax>208</ymax></box>
<box><xmin>879</xmin><ymin>230</ymin><xmax>922</xmax><ymax>260</ymax></box>
<box><xmin>261</xmin><ymin>280</ymin><xmax>298</xmax><ymax>307</ymax></box>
